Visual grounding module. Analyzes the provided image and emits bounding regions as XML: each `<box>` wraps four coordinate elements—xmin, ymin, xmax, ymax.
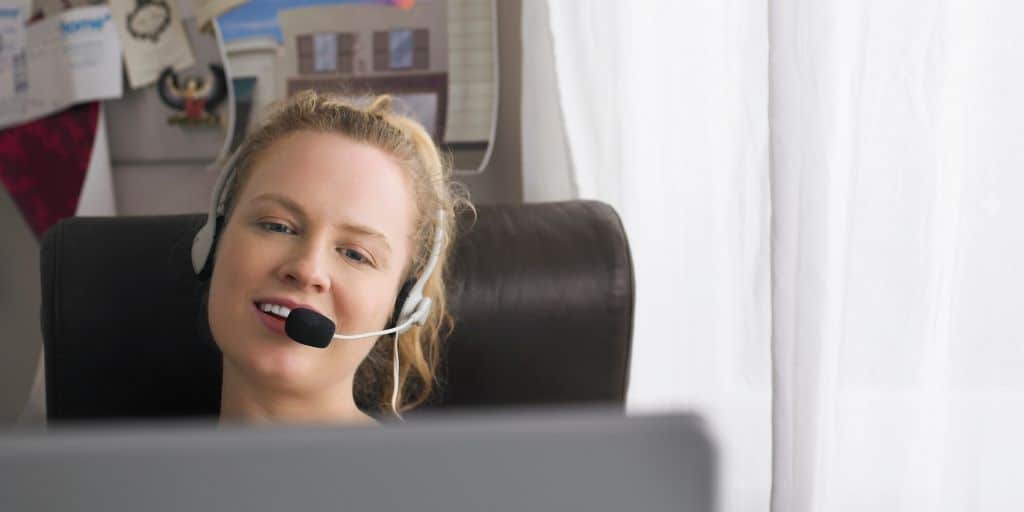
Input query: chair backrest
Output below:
<box><xmin>40</xmin><ymin>201</ymin><xmax>634</xmax><ymax>421</ymax></box>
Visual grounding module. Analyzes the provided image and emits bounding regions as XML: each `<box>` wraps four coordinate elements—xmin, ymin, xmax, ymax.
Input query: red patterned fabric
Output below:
<box><xmin>0</xmin><ymin>102</ymin><xmax>100</xmax><ymax>239</ymax></box>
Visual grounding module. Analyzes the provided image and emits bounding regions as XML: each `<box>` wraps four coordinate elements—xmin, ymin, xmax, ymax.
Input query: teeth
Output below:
<box><xmin>259</xmin><ymin>303</ymin><xmax>292</xmax><ymax>318</ymax></box>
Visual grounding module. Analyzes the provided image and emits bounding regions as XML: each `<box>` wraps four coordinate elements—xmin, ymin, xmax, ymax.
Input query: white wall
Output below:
<box><xmin>521</xmin><ymin>0</ymin><xmax>574</xmax><ymax>202</ymax></box>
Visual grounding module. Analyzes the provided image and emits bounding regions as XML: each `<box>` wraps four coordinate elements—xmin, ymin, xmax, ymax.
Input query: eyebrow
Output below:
<box><xmin>250</xmin><ymin>192</ymin><xmax>392</xmax><ymax>253</ymax></box>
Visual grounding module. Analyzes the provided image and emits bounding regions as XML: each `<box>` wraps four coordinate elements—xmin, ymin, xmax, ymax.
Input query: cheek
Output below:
<box><xmin>207</xmin><ymin>259</ymin><xmax>240</xmax><ymax>351</ymax></box>
<box><xmin>210</xmin><ymin>224</ymin><xmax>276</xmax><ymax>290</ymax></box>
<box><xmin>207</xmin><ymin>231</ymin><xmax>262</xmax><ymax>344</ymax></box>
<box><xmin>334</xmin><ymin>277</ymin><xmax>400</xmax><ymax>330</ymax></box>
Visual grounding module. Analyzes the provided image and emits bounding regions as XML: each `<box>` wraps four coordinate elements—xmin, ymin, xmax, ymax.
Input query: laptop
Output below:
<box><xmin>0</xmin><ymin>408</ymin><xmax>715</xmax><ymax>511</ymax></box>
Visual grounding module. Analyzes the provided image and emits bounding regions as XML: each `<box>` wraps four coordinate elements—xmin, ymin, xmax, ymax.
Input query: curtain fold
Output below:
<box><xmin>770</xmin><ymin>0</ymin><xmax>1024</xmax><ymax>509</ymax></box>
<box><xmin>537</xmin><ymin>0</ymin><xmax>1024</xmax><ymax>510</ymax></box>
<box><xmin>537</xmin><ymin>1</ymin><xmax>773</xmax><ymax>510</ymax></box>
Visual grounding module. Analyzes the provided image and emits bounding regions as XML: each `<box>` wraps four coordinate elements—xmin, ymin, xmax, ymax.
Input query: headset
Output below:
<box><xmin>191</xmin><ymin>148</ymin><xmax>445</xmax><ymax>421</ymax></box>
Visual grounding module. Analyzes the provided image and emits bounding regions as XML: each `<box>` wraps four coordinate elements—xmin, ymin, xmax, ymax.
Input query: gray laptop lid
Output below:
<box><xmin>0</xmin><ymin>409</ymin><xmax>715</xmax><ymax>512</ymax></box>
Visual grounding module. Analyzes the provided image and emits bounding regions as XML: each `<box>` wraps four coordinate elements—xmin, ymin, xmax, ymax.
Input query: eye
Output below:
<box><xmin>339</xmin><ymin>247</ymin><xmax>371</xmax><ymax>266</ymax></box>
<box><xmin>258</xmin><ymin>221</ymin><xmax>296</xmax><ymax>235</ymax></box>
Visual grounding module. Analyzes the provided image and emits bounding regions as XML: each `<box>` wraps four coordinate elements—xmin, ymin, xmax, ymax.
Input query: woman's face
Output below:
<box><xmin>207</xmin><ymin>130</ymin><xmax>418</xmax><ymax>393</ymax></box>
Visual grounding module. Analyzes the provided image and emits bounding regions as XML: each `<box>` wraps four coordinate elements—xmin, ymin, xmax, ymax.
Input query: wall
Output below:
<box><xmin>0</xmin><ymin>0</ymin><xmax>523</xmax><ymax>421</ymax></box>
<box><xmin>521</xmin><ymin>0</ymin><xmax>574</xmax><ymax>202</ymax></box>
<box><xmin>0</xmin><ymin>187</ymin><xmax>44</xmax><ymax>421</ymax></box>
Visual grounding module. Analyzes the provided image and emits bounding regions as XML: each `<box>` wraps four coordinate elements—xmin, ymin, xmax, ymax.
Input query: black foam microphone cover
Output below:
<box><xmin>285</xmin><ymin>308</ymin><xmax>335</xmax><ymax>348</ymax></box>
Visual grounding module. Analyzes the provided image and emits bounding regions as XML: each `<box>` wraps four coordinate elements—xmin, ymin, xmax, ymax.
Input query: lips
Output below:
<box><xmin>253</xmin><ymin>303</ymin><xmax>287</xmax><ymax>335</ymax></box>
<box><xmin>252</xmin><ymin>297</ymin><xmax>322</xmax><ymax>315</ymax></box>
<box><xmin>257</xmin><ymin>302</ymin><xmax>291</xmax><ymax>319</ymax></box>
<box><xmin>251</xmin><ymin>297</ymin><xmax>326</xmax><ymax>337</ymax></box>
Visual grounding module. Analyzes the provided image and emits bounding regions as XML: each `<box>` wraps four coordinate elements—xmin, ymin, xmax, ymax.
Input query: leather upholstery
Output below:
<box><xmin>40</xmin><ymin>201</ymin><xmax>634</xmax><ymax>421</ymax></box>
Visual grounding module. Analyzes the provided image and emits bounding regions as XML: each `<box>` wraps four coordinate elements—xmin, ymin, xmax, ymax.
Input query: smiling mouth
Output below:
<box><xmin>253</xmin><ymin>303</ymin><xmax>289</xmax><ymax>337</ymax></box>
<box><xmin>255</xmin><ymin>302</ymin><xmax>292</xmax><ymax>320</ymax></box>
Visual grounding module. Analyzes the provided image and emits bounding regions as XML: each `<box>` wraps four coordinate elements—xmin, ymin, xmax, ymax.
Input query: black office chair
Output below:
<box><xmin>40</xmin><ymin>201</ymin><xmax>634</xmax><ymax>421</ymax></box>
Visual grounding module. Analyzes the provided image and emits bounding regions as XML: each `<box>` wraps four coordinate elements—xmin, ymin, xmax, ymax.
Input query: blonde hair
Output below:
<box><xmin>219</xmin><ymin>89</ymin><xmax>473</xmax><ymax>416</ymax></box>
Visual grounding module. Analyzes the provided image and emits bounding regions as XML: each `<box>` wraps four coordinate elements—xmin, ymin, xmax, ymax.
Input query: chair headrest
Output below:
<box><xmin>41</xmin><ymin>201</ymin><xmax>634</xmax><ymax>421</ymax></box>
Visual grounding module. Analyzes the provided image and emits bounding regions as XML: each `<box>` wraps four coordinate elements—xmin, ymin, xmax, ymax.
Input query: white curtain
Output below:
<box><xmin>529</xmin><ymin>1</ymin><xmax>773</xmax><ymax>510</ymax></box>
<box><xmin>531</xmin><ymin>0</ymin><xmax>1024</xmax><ymax>510</ymax></box>
<box><xmin>771</xmin><ymin>1</ymin><xmax>1024</xmax><ymax>510</ymax></box>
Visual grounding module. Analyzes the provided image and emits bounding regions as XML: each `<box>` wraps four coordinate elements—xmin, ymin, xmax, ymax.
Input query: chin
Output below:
<box><xmin>225</xmin><ymin>336</ymin><xmax>324</xmax><ymax>392</ymax></box>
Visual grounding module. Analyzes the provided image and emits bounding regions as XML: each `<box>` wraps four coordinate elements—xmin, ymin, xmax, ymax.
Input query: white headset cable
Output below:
<box><xmin>391</xmin><ymin>332</ymin><xmax>404</xmax><ymax>423</ymax></box>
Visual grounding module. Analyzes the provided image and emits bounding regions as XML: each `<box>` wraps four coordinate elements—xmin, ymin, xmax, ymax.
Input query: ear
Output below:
<box><xmin>387</xmin><ymin>278</ymin><xmax>416</xmax><ymax>329</ymax></box>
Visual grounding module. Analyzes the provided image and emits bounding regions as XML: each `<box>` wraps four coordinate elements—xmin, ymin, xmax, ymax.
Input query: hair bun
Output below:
<box><xmin>368</xmin><ymin>95</ymin><xmax>393</xmax><ymax>115</ymax></box>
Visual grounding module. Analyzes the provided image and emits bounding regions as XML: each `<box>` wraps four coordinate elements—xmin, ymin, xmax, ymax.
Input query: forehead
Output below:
<box><xmin>236</xmin><ymin>131</ymin><xmax>418</xmax><ymax>240</ymax></box>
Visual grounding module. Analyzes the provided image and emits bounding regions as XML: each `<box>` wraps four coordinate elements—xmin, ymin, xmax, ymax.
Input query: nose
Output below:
<box><xmin>278</xmin><ymin>238</ymin><xmax>331</xmax><ymax>293</ymax></box>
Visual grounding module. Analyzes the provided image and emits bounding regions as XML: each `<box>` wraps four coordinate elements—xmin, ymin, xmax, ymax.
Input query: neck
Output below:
<box><xmin>219</xmin><ymin>358</ymin><xmax>378</xmax><ymax>426</ymax></box>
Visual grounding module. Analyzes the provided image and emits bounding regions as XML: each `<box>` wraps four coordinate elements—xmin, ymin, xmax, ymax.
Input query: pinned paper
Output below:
<box><xmin>0</xmin><ymin>6</ymin><xmax>123</xmax><ymax>130</ymax></box>
<box><xmin>191</xmin><ymin>0</ymin><xmax>247</xmax><ymax>32</ymax></box>
<box><xmin>28</xmin><ymin>0</ymin><xmax>99</xmax><ymax>18</ymax></box>
<box><xmin>0</xmin><ymin>5</ymin><xmax>28</xmax><ymax>102</ymax></box>
<box><xmin>109</xmin><ymin>0</ymin><xmax>196</xmax><ymax>88</ymax></box>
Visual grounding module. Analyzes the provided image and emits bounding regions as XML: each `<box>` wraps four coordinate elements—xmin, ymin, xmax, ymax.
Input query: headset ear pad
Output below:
<box><xmin>388</xmin><ymin>278</ymin><xmax>416</xmax><ymax>330</ymax></box>
<box><xmin>196</xmin><ymin>215</ymin><xmax>225</xmax><ymax>282</ymax></box>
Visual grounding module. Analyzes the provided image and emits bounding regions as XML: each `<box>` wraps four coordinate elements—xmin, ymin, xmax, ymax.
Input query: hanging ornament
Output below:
<box><xmin>156</xmin><ymin>64</ymin><xmax>228</xmax><ymax>125</ymax></box>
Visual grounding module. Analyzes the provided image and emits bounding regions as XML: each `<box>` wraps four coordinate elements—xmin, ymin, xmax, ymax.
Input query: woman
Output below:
<box><xmin>197</xmin><ymin>90</ymin><xmax>471</xmax><ymax>425</ymax></box>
